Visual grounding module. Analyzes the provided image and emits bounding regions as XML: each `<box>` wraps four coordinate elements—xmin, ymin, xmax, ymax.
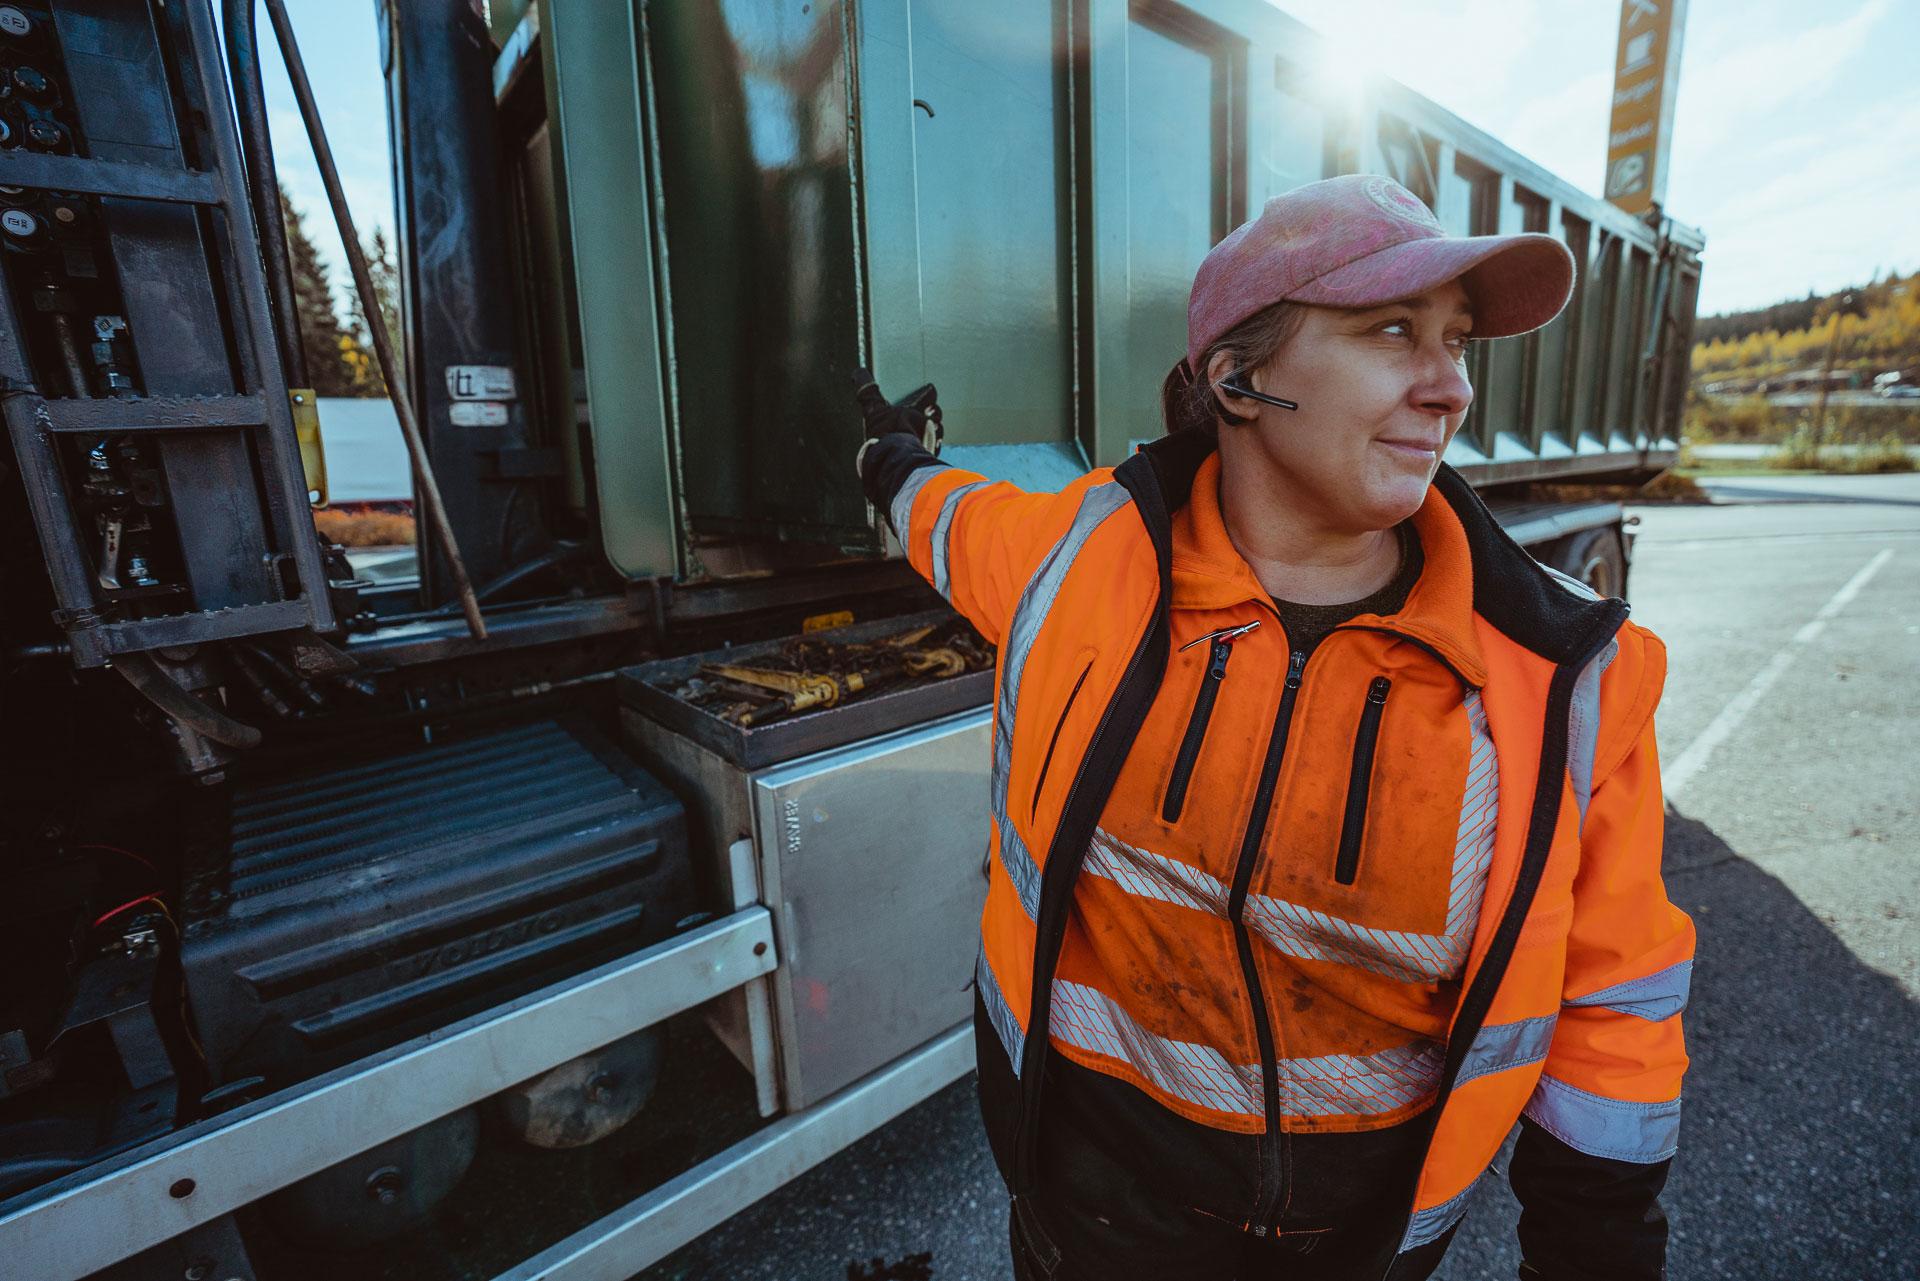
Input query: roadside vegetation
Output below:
<box><xmin>1680</xmin><ymin>272</ymin><xmax>1918</xmax><ymax>476</ymax></box>
<box><xmin>313</xmin><ymin>507</ymin><xmax>416</xmax><ymax>548</ymax></box>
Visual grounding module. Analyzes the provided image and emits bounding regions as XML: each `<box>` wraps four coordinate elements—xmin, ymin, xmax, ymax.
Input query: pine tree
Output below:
<box><xmin>278</xmin><ymin>185</ymin><xmax>354</xmax><ymax>396</ymax></box>
<box><xmin>342</xmin><ymin>225</ymin><xmax>400</xmax><ymax>398</ymax></box>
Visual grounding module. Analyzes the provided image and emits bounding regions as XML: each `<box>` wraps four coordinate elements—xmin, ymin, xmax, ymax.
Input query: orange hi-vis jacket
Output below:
<box><xmin>865</xmin><ymin>430</ymin><xmax>1693</xmax><ymax>1268</ymax></box>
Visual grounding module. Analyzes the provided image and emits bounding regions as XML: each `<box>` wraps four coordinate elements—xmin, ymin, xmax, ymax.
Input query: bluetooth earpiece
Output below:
<box><xmin>1217</xmin><ymin>373</ymin><xmax>1299</xmax><ymax>412</ymax></box>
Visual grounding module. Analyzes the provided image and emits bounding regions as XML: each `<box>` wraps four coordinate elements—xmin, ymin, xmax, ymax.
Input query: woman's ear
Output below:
<box><xmin>1205</xmin><ymin>349</ymin><xmax>1252</xmax><ymax>424</ymax></box>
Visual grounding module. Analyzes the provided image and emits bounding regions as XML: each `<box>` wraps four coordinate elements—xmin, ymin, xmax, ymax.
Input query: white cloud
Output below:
<box><xmin>1668</xmin><ymin>0</ymin><xmax>1888</xmax><ymax>163</ymax></box>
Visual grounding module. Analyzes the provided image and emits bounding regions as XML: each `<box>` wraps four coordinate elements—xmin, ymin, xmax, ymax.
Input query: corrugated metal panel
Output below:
<box><xmin>186</xmin><ymin>721</ymin><xmax>691</xmax><ymax>1080</ymax></box>
<box><xmin>227</xmin><ymin>722</ymin><xmax>640</xmax><ymax>905</ymax></box>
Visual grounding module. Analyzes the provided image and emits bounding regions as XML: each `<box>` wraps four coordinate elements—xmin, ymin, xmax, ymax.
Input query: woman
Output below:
<box><xmin>853</xmin><ymin>174</ymin><xmax>1692</xmax><ymax>1281</ymax></box>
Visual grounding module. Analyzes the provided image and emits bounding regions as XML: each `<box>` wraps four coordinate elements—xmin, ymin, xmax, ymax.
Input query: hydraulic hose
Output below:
<box><xmin>115</xmin><ymin>652</ymin><xmax>263</xmax><ymax>750</ymax></box>
<box><xmin>221</xmin><ymin>0</ymin><xmax>309</xmax><ymax>388</ymax></box>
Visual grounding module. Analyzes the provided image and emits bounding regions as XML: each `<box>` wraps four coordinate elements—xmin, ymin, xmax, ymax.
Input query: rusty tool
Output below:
<box><xmin>901</xmin><ymin>647</ymin><xmax>967</xmax><ymax>678</ymax></box>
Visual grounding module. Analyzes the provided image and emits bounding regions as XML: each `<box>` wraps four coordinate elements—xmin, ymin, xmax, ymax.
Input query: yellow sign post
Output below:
<box><xmin>1604</xmin><ymin>0</ymin><xmax>1689</xmax><ymax>217</ymax></box>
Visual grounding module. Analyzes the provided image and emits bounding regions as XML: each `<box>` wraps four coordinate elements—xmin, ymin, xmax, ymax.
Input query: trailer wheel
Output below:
<box><xmin>265</xmin><ymin>1105</ymin><xmax>479</xmax><ymax>1250</ymax></box>
<box><xmin>495</xmin><ymin>1027</ymin><xmax>664</xmax><ymax>1149</ymax></box>
<box><xmin>1552</xmin><ymin>526</ymin><xmax>1628</xmax><ymax>599</ymax></box>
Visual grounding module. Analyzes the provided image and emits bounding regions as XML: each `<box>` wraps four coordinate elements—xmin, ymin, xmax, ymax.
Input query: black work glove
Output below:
<box><xmin>851</xmin><ymin>368</ymin><xmax>943</xmax><ymax>477</ymax></box>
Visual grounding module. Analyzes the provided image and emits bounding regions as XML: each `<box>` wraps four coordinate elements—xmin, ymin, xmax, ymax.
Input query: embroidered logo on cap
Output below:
<box><xmin>1362</xmin><ymin>177</ymin><xmax>1443</xmax><ymax>232</ymax></box>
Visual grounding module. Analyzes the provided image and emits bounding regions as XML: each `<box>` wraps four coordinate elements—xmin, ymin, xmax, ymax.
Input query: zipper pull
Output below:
<box><xmin>1285</xmin><ymin>649</ymin><xmax>1307</xmax><ymax>689</ymax></box>
<box><xmin>1207</xmin><ymin>638</ymin><xmax>1233</xmax><ymax>680</ymax></box>
<box><xmin>1367</xmin><ymin>675</ymin><xmax>1391</xmax><ymax>703</ymax></box>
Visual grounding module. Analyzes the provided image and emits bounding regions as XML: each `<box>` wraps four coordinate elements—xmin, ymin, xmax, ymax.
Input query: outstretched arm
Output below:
<box><xmin>852</xmin><ymin>371</ymin><xmax>1106</xmax><ymax>647</ymax></box>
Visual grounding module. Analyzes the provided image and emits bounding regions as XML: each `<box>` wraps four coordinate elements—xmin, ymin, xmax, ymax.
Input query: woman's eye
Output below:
<box><xmin>1378</xmin><ymin>319</ymin><xmax>1473</xmax><ymax>357</ymax></box>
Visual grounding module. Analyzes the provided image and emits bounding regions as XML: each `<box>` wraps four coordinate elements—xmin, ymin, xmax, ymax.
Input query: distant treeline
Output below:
<box><xmin>1694</xmin><ymin>271</ymin><xmax>1912</xmax><ymax>348</ymax></box>
<box><xmin>1691</xmin><ymin>270</ymin><xmax>1920</xmax><ymax>387</ymax></box>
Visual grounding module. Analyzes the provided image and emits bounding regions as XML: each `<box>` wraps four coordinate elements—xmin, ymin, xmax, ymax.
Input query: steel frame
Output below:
<box><xmin>0</xmin><ymin>909</ymin><xmax>778</xmax><ymax>1281</ymax></box>
<box><xmin>500</xmin><ymin>1026</ymin><xmax>973</xmax><ymax>1281</ymax></box>
<box><xmin>0</xmin><ymin>0</ymin><xmax>334</xmax><ymax>667</ymax></box>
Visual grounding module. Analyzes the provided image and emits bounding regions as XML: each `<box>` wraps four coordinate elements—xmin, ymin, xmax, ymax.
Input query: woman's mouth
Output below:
<box><xmin>1377</xmin><ymin>438</ymin><xmax>1439</xmax><ymax>461</ymax></box>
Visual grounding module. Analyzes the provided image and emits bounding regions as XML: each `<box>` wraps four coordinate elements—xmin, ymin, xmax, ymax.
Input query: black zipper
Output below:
<box><xmin>1031</xmin><ymin>659</ymin><xmax>1094</xmax><ymax>822</ymax></box>
<box><xmin>1161</xmin><ymin>632</ymin><xmax>1244</xmax><ymax>822</ymax></box>
<box><xmin>1230</xmin><ymin>646</ymin><xmax>1308</xmax><ymax>1233</ymax></box>
<box><xmin>1334</xmin><ymin>676</ymin><xmax>1393</xmax><ymax>885</ymax></box>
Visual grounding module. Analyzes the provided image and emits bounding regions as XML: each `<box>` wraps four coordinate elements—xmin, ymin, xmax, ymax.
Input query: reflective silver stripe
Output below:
<box><xmin>1084</xmin><ymin>826</ymin><xmax>1227</xmax><ymax>916</ymax></box>
<box><xmin>991</xmin><ymin>482</ymin><xmax>1132</xmax><ymax>920</ymax></box>
<box><xmin>930</xmin><ymin>480</ymin><xmax>991</xmax><ymax>600</ymax></box>
<box><xmin>888</xmin><ymin>462</ymin><xmax>945</xmax><ymax>544</ymax></box>
<box><xmin>1399</xmin><ymin>1171</ymin><xmax>1482</xmax><ymax>1250</ymax></box>
<box><xmin>1567</xmin><ymin>637</ymin><xmax>1618</xmax><ymax>832</ymax></box>
<box><xmin>977</xmin><ymin>948</ymin><xmax>1027</xmax><ymax>1075</ymax></box>
<box><xmin>1045</xmin><ymin>960</ymin><xmax>1441</xmax><ymax>1116</ymax></box>
<box><xmin>1456</xmin><ymin>1013</ymin><xmax>1557</xmax><ymax>1089</ymax></box>
<box><xmin>1281</xmin><ymin>1039</ymin><xmax>1443</xmax><ymax>1116</ymax></box>
<box><xmin>1523</xmin><ymin>1074</ymin><xmax>1682</xmax><ymax>1163</ymax></box>
<box><xmin>1048</xmin><ymin>979</ymin><xmax>1263</xmax><ymax>1116</ymax></box>
<box><xmin>1567</xmin><ymin>958</ymin><xmax>1692</xmax><ymax>1023</ymax></box>
<box><xmin>1083</xmin><ymin>689</ymin><xmax>1497</xmax><ymax>984</ymax></box>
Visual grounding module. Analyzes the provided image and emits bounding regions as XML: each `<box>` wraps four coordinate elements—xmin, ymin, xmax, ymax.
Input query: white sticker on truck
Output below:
<box><xmin>449</xmin><ymin>401</ymin><xmax>509</xmax><ymax>427</ymax></box>
<box><xmin>445</xmin><ymin>365</ymin><xmax>517</xmax><ymax>401</ymax></box>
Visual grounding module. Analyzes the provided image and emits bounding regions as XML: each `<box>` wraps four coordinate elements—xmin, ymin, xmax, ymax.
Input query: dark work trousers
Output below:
<box><xmin>1002</xmin><ymin>1062</ymin><xmax>1457</xmax><ymax>1281</ymax></box>
<box><xmin>1008</xmin><ymin>1198</ymin><xmax>1457</xmax><ymax>1281</ymax></box>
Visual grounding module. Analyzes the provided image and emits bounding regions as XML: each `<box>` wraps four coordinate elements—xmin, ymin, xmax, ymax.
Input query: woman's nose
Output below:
<box><xmin>1414</xmin><ymin>348</ymin><xmax>1474</xmax><ymax>417</ymax></box>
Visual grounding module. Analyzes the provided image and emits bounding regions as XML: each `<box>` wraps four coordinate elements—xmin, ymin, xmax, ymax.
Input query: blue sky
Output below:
<box><xmin>261</xmin><ymin>0</ymin><xmax>1918</xmax><ymax>319</ymax></box>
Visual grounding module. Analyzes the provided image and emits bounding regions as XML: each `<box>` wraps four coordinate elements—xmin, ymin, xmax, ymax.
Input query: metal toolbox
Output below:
<box><xmin>617</xmin><ymin>615</ymin><xmax>992</xmax><ymax>1111</ymax></box>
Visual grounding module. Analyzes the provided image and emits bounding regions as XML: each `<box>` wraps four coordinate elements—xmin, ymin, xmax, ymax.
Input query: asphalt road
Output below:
<box><xmin>636</xmin><ymin>473</ymin><xmax>1920</xmax><ymax>1281</ymax></box>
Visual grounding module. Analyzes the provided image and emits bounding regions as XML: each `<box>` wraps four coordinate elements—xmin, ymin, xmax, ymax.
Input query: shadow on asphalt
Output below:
<box><xmin>1439</xmin><ymin>806</ymin><xmax>1920</xmax><ymax>1281</ymax></box>
<box><xmin>1702</xmin><ymin>482</ymin><xmax>1920</xmax><ymax>508</ymax></box>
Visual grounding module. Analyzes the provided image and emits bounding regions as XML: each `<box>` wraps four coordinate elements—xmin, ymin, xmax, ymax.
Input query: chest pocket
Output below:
<box><xmin>1252</xmin><ymin>667</ymin><xmax>1497</xmax><ymax>984</ymax></box>
<box><xmin>1334</xmin><ymin>676</ymin><xmax>1393</xmax><ymax>884</ymax></box>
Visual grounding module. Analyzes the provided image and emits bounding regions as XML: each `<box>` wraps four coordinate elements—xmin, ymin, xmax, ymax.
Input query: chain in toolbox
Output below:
<box><xmin>671</xmin><ymin>619</ymin><xmax>994</xmax><ymax>726</ymax></box>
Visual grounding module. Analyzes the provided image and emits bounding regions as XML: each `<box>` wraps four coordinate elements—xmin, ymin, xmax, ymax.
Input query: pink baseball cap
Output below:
<box><xmin>1183</xmin><ymin>174</ymin><xmax>1575</xmax><ymax>372</ymax></box>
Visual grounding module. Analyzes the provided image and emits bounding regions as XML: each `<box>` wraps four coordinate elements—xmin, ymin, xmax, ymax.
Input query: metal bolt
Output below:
<box><xmin>364</xmin><ymin>1165</ymin><xmax>404</xmax><ymax>1206</ymax></box>
<box><xmin>182</xmin><ymin>1260</ymin><xmax>213</xmax><ymax>1281</ymax></box>
<box><xmin>585</xmin><ymin>1071</ymin><xmax>620</xmax><ymax>1104</ymax></box>
<box><xmin>752</xmin><ymin>941</ymin><xmax>768</xmax><ymax>956</ymax></box>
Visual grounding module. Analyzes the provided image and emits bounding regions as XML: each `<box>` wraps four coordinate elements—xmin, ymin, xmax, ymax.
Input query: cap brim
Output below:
<box><xmin>1290</xmin><ymin>233</ymin><xmax>1576</xmax><ymax>338</ymax></box>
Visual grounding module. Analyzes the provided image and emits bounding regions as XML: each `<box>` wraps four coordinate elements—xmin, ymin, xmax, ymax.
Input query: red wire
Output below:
<box><xmin>76</xmin><ymin>843</ymin><xmax>158</xmax><ymax>874</ymax></box>
<box><xmin>91</xmin><ymin>894</ymin><xmax>165</xmax><ymax>930</ymax></box>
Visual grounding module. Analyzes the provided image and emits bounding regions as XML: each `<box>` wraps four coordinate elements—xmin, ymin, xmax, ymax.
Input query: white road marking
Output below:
<box><xmin>1662</xmin><ymin>547</ymin><xmax>1896</xmax><ymax>798</ymax></box>
<box><xmin>1639</xmin><ymin>529</ymin><xmax>1920</xmax><ymax>551</ymax></box>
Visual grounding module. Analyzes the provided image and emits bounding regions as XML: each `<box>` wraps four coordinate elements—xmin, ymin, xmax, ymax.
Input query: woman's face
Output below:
<box><xmin>1210</xmin><ymin>280</ymin><xmax>1475</xmax><ymax>532</ymax></box>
